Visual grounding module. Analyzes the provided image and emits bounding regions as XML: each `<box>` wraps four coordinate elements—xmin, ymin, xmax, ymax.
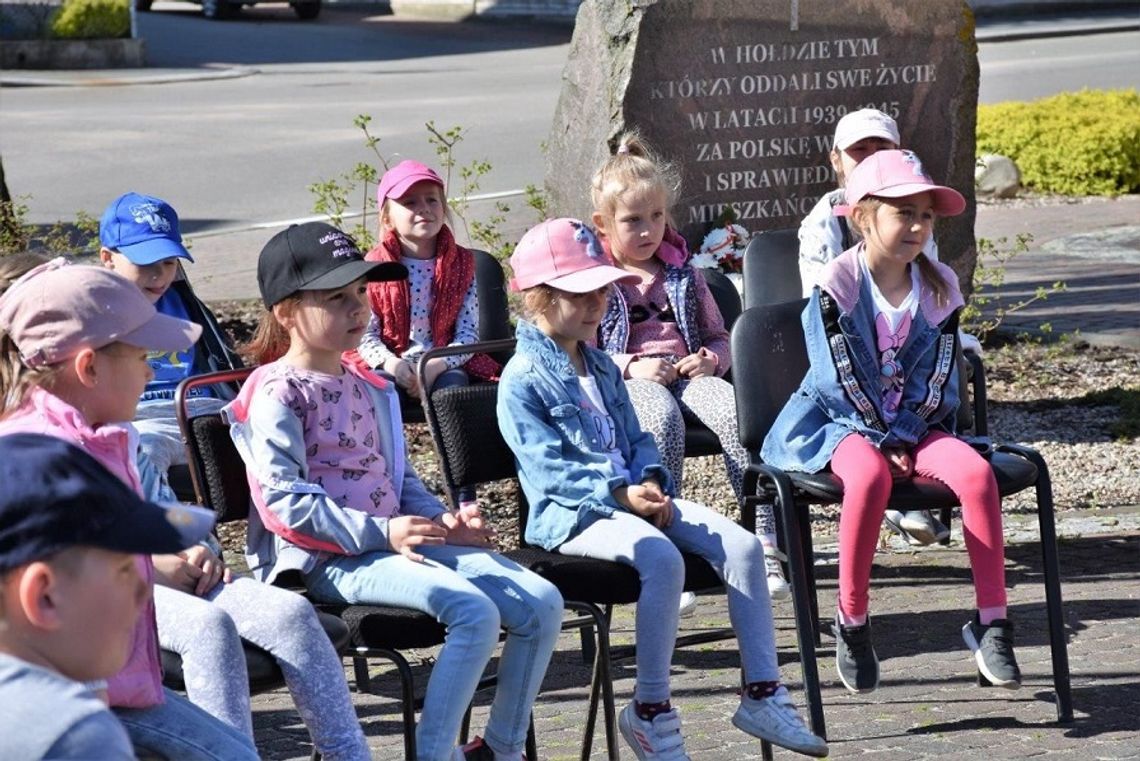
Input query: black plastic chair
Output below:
<box><xmin>730</xmin><ymin>302</ymin><xmax>1074</xmax><ymax>738</ymax></box>
<box><xmin>742</xmin><ymin>228</ymin><xmax>802</xmax><ymax>310</ymax></box>
<box><xmin>175</xmin><ymin>368</ymin><xmax>450</xmax><ymax>761</ymax></box>
<box><xmin>420</xmin><ymin>341</ymin><xmax>770</xmax><ymax>761</ymax></box>
<box><xmin>398</xmin><ymin>248</ymin><xmax>511</xmax><ymax>425</ymax></box>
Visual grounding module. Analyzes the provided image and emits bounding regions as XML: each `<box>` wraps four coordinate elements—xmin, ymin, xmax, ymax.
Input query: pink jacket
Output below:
<box><xmin>0</xmin><ymin>388</ymin><xmax>165</xmax><ymax>708</ymax></box>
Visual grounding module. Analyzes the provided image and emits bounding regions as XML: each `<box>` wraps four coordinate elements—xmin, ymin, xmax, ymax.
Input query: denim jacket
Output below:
<box><xmin>762</xmin><ymin>245</ymin><xmax>963</xmax><ymax>473</ymax></box>
<box><xmin>225</xmin><ymin>361</ymin><xmax>447</xmax><ymax>584</ymax></box>
<box><xmin>497</xmin><ymin>320</ymin><xmax>674</xmax><ymax>550</ymax></box>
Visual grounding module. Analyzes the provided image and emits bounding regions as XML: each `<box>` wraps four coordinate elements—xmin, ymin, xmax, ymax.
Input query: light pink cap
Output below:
<box><xmin>376</xmin><ymin>160</ymin><xmax>444</xmax><ymax>204</ymax></box>
<box><xmin>832</xmin><ymin>108</ymin><xmax>900</xmax><ymax>151</ymax></box>
<box><xmin>0</xmin><ymin>262</ymin><xmax>202</xmax><ymax>369</ymax></box>
<box><xmin>509</xmin><ymin>218</ymin><xmax>639</xmax><ymax>293</ymax></box>
<box><xmin>833</xmin><ymin>150</ymin><xmax>966</xmax><ymax>218</ymax></box>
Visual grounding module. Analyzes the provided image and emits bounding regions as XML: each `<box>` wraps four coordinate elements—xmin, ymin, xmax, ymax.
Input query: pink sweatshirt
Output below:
<box><xmin>0</xmin><ymin>388</ymin><xmax>165</xmax><ymax>708</ymax></box>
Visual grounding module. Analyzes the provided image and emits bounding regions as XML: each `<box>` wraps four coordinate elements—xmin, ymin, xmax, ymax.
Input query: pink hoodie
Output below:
<box><xmin>0</xmin><ymin>387</ymin><xmax>165</xmax><ymax>708</ymax></box>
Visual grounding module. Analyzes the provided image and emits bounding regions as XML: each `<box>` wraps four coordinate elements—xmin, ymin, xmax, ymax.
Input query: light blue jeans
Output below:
<box><xmin>558</xmin><ymin>499</ymin><xmax>779</xmax><ymax>704</ymax></box>
<box><xmin>305</xmin><ymin>545</ymin><xmax>563</xmax><ymax>761</ymax></box>
<box><xmin>114</xmin><ymin>687</ymin><xmax>258</xmax><ymax>761</ymax></box>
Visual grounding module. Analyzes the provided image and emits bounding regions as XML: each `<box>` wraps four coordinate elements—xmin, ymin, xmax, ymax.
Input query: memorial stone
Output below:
<box><xmin>546</xmin><ymin>0</ymin><xmax>981</xmax><ymax>284</ymax></box>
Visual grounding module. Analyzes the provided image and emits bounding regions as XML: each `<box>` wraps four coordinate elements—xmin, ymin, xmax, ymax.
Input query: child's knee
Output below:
<box><xmin>449</xmin><ymin>592</ymin><xmax>502</xmax><ymax>645</ymax></box>
<box><xmin>639</xmin><ymin>537</ymin><xmax>684</xmax><ymax>582</ymax></box>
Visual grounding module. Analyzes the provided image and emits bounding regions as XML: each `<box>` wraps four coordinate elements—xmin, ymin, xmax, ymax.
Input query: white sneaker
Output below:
<box><xmin>764</xmin><ymin>547</ymin><xmax>790</xmax><ymax>601</ymax></box>
<box><xmin>732</xmin><ymin>686</ymin><xmax>828</xmax><ymax>758</ymax></box>
<box><xmin>885</xmin><ymin>509</ymin><xmax>950</xmax><ymax>546</ymax></box>
<box><xmin>678</xmin><ymin>591</ymin><xmax>698</xmax><ymax>618</ymax></box>
<box><xmin>618</xmin><ymin>702</ymin><xmax>690</xmax><ymax>760</ymax></box>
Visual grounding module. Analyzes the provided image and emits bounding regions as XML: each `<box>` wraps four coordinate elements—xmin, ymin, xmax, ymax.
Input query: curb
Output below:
<box><xmin>0</xmin><ymin>64</ymin><xmax>257</xmax><ymax>87</ymax></box>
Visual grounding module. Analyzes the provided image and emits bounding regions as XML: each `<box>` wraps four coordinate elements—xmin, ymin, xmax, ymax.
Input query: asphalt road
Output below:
<box><xmin>1</xmin><ymin>6</ymin><xmax>1137</xmax><ymax>300</ymax></box>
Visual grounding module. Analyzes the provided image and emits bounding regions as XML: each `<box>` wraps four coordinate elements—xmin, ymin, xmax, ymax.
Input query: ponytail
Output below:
<box><xmin>240</xmin><ymin>300</ymin><xmax>297</xmax><ymax>366</ymax></box>
<box><xmin>914</xmin><ymin>253</ymin><xmax>952</xmax><ymax>308</ymax></box>
<box><xmin>590</xmin><ymin>131</ymin><xmax>681</xmax><ymax>224</ymax></box>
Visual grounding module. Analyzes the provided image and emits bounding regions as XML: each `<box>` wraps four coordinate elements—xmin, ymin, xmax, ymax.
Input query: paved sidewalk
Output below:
<box><xmin>974</xmin><ymin>196</ymin><xmax>1140</xmax><ymax>349</ymax></box>
<box><xmin>249</xmin><ymin>508</ymin><xmax>1140</xmax><ymax>760</ymax></box>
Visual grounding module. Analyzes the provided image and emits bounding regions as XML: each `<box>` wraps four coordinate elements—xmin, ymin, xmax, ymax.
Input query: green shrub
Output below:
<box><xmin>50</xmin><ymin>0</ymin><xmax>130</xmax><ymax>39</ymax></box>
<box><xmin>977</xmin><ymin>89</ymin><xmax>1140</xmax><ymax>196</ymax></box>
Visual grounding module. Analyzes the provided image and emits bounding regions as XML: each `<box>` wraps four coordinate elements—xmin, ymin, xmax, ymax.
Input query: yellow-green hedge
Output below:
<box><xmin>977</xmin><ymin>89</ymin><xmax>1140</xmax><ymax>196</ymax></box>
<box><xmin>51</xmin><ymin>0</ymin><xmax>130</xmax><ymax>39</ymax></box>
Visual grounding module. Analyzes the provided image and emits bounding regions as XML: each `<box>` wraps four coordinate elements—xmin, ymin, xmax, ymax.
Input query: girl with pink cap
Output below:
<box><xmin>497</xmin><ymin>218</ymin><xmax>828</xmax><ymax>760</ymax></box>
<box><xmin>764</xmin><ymin>150</ymin><xmax>1022</xmax><ymax>697</ymax></box>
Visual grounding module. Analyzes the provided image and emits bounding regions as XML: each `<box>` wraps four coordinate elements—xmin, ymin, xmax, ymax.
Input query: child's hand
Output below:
<box><xmin>421</xmin><ymin>357</ymin><xmax>449</xmax><ymax>396</ymax></box>
<box><xmin>387</xmin><ymin>515</ymin><xmax>447</xmax><ymax>563</ymax></box>
<box><xmin>180</xmin><ymin>544</ymin><xmax>232</xmax><ymax>596</ymax></box>
<box><xmin>628</xmin><ymin>358</ymin><xmax>678</xmax><ymax>386</ymax></box>
<box><xmin>883</xmin><ymin>446</ymin><xmax>914</xmax><ymax>480</ymax></box>
<box><xmin>385</xmin><ymin>358</ymin><xmax>419</xmax><ymax>395</ymax></box>
<box><xmin>614</xmin><ymin>483</ymin><xmax>675</xmax><ymax>529</ymax></box>
<box><xmin>674</xmin><ymin>348</ymin><xmax>717</xmax><ymax>379</ymax></box>
<box><xmin>437</xmin><ymin>507</ymin><xmax>497</xmax><ymax>548</ymax></box>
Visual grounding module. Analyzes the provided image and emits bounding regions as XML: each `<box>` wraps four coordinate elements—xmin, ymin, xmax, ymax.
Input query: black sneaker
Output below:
<box><xmin>834</xmin><ymin>616</ymin><xmax>880</xmax><ymax>694</ymax></box>
<box><xmin>962</xmin><ymin>616</ymin><xmax>1022</xmax><ymax>689</ymax></box>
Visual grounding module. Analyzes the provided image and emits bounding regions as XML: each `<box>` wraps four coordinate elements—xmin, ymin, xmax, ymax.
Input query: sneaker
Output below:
<box><xmin>834</xmin><ymin>616</ymin><xmax>880</xmax><ymax>694</ymax></box>
<box><xmin>962</xmin><ymin>616</ymin><xmax>1022</xmax><ymax>689</ymax></box>
<box><xmin>452</xmin><ymin>736</ymin><xmax>524</xmax><ymax>760</ymax></box>
<box><xmin>678</xmin><ymin>591</ymin><xmax>698</xmax><ymax>618</ymax></box>
<box><xmin>885</xmin><ymin>509</ymin><xmax>950</xmax><ymax>546</ymax></box>
<box><xmin>618</xmin><ymin>702</ymin><xmax>690</xmax><ymax>760</ymax></box>
<box><xmin>732</xmin><ymin>686</ymin><xmax>829</xmax><ymax>758</ymax></box>
<box><xmin>764</xmin><ymin>547</ymin><xmax>790</xmax><ymax>601</ymax></box>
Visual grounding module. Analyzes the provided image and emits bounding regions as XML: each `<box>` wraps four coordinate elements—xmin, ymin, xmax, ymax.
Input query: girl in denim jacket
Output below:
<box><xmin>497</xmin><ymin>218</ymin><xmax>827</xmax><ymax>760</ymax></box>
<box><xmin>763</xmin><ymin>150</ymin><xmax>1021</xmax><ymax>697</ymax></box>
<box><xmin>589</xmin><ymin>133</ymin><xmax>789</xmax><ymax>602</ymax></box>
<box><xmin>227</xmin><ymin>221</ymin><xmax>562</xmax><ymax>761</ymax></box>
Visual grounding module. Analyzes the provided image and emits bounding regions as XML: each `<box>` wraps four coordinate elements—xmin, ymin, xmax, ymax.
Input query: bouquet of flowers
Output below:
<box><xmin>690</xmin><ymin>222</ymin><xmax>751</xmax><ymax>274</ymax></box>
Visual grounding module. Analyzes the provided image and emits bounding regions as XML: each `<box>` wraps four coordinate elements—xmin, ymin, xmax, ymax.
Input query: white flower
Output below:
<box><xmin>697</xmin><ymin>224</ymin><xmax>751</xmax><ymax>272</ymax></box>
<box><xmin>690</xmin><ymin>251</ymin><xmax>721</xmax><ymax>270</ymax></box>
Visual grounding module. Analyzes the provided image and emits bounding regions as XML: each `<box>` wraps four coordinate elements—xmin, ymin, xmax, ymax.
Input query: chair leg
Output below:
<box><xmin>525</xmin><ymin>714</ymin><xmax>538</xmax><ymax>761</ymax></box>
<box><xmin>572</xmin><ymin>601</ymin><xmax>620</xmax><ymax>761</ymax></box>
<box><xmin>351</xmin><ymin>654</ymin><xmax>371</xmax><ymax>694</ymax></box>
<box><xmin>1020</xmin><ymin>448</ymin><xmax>1074</xmax><ymax>722</ymax></box>
<box><xmin>797</xmin><ymin>500</ymin><xmax>822</xmax><ymax>647</ymax></box>
<box><xmin>939</xmin><ymin>506</ymin><xmax>953</xmax><ymax>545</ymax></box>
<box><xmin>775</xmin><ymin>484</ymin><xmax>828</xmax><ymax>741</ymax></box>
<box><xmin>363</xmin><ymin>648</ymin><xmax>419</xmax><ymax>761</ymax></box>
<box><xmin>460</xmin><ymin>704</ymin><xmax>473</xmax><ymax>745</ymax></box>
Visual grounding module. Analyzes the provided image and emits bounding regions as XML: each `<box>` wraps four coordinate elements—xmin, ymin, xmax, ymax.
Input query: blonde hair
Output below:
<box><xmin>240</xmin><ymin>295</ymin><xmax>301</xmax><ymax>366</ymax></box>
<box><xmin>0</xmin><ymin>252</ymin><xmax>60</xmax><ymax>418</ymax></box>
<box><xmin>590</xmin><ymin>132</ymin><xmax>681</xmax><ymax>225</ymax></box>
<box><xmin>852</xmin><ymin>197</ymin><xmax>952</xmax><ymax>307</ymax></box>
<box><xmin>521</xmin><ymin>284</ymin><xmax>558</xmax><ymax>321</ymax></box>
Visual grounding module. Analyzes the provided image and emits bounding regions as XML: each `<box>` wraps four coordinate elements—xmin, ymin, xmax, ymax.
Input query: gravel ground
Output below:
<box><xmin>210</xmin><ymin>303</ymin><xmax>1139</xmax><ymax>555</ymax></box>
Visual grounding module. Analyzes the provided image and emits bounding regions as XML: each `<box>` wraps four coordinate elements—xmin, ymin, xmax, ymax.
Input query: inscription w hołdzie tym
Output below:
<box><xmin>546</xmin><ymin>1</ymin><xmax>978</xmax><ymax>273</ymax></box>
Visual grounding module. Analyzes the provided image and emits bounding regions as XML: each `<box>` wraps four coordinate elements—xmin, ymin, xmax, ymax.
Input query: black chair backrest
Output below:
<box><xmin>176</xmin><ymin>367</ymin><xmax>255</xmax><ymax>522</ymax></box>
<box><xmin>743</xmin><ymin>228</ymin><xmax>802</xmax><ymax>309</ymax></box>
<box><xmin>472</xmin><ymin>249</ymin><xmax>514</xmax><ymax>365</ymax></box>
<box><xmin>731</xmin><ymin>301</ymin><xmax>810</xmax><ymax>452</ymax></box>
<box><xmin>698</xmin><ymin>267</ymin><xmax>742</xmax><ymax>333</ymax></box>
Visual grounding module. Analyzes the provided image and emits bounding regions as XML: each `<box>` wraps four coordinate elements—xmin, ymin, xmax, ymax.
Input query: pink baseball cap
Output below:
<box><xmin>376</xmin><ymin>160</ymin><xmax>445</xmax><ymax>204</ymax></box>
<box><xmin>832</xmin><ymin>108</ymin><xmax>900</xmax><ymax>151</ymax></box>
<box><xmin>833</xmin><ymin>149</ymin><xmax>966</xmax><ymax>218</ymax></box>
<box><xmin>0</xmin><ymin>262</ymin><xmax>202</xmax><ymax>369</ymax></box>
<box><xmin>509</xmin><ymin>218</ymin><xmax>639</xmax><ymax>293</ymax></box>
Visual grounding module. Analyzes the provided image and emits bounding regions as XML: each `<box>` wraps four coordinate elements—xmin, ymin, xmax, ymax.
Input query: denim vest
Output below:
<box><xmin>598</xmin><ymin>263</ymin><xmax>701</xmax><ymax>357</ymax></box>
<box><xmin>497</xmin><ymin>320</ymin><xmax>674</xmax><ymax>550</ymax></box>
<box><xmin>761</xmin><ymin>265</ymin><xmax>961</xmax><ymax>474</ymax></box>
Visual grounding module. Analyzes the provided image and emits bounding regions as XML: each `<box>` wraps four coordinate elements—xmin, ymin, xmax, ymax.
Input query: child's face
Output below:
<box><xmin>384</xmin><ymin>181</ymin><xmax>446</xmax><ymax>252</ymax></box>
<box><xmin>85</xmin><ymin>342</ymin><xmax>154</xmax><ymax>425</ymax></box>
<box><xmin>599</xmin><ymin>188</ymin><xmax>668</xmax><ymax>266</ymax></box>
<box><xmin>44</xmin><ymin>548</ymin><xmax>149</xmax><ymax>682</ymax></box>
<box><xmin>287</xmin><ymin>279</ymin><xmax>370</xmax><ymax>356</ymax></box>
<box><xmin>831</xmin><ymin>137</ymin><xmax>898</xmax><ymax>185</ymax></box>
<box><xmin>100</xmin><ymin>250</ymin><xmax>179</xmax><ymax>304</ymax></box>
<box><xmin>855</xmin><ymin>192</ymin><xmax>935</xmax><ymax>268</ymax></box>
<box><xmin>535</xmin><ymin>286</ymin><xmax>609</xmax><ymax>349</ymax></box>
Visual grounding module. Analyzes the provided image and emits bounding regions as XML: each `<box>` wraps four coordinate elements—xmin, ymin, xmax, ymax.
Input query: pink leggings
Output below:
<box><xmin>831</xmin><ymin>430</ymin><xmax>1007</xmax><ymax>619</ymax></box>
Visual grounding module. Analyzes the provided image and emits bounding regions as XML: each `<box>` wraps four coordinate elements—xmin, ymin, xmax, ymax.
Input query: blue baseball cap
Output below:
<box><xmin>99</xmin><ymin>192</ymin><xmax>194</xmax><ymax>266</ymax></box>
<box><xmin>0</xmin><ymin>433</ymin><xmax>216</xmax><ymax>574</ymax></box>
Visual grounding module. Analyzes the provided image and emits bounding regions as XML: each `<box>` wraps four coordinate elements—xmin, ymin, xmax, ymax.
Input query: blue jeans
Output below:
<box><xmin>558</xmin><ymin>499</ymin><xmax>778</xmax><ymax>704</ymax></box>
<box><xmin>115</xmin><ymin>688</ymin><xmax>258</xmax><ymax>761</ymax></box>
<box><xmin>305</xmin><ymin>545</ymin><xmax>563</xmax><ymax>761</ymax></box>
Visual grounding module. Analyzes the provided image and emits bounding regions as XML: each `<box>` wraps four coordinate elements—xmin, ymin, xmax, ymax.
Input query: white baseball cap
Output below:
<box><xmin>833</xmin><ymin>108</ymin><xmax>901</xmax><ymax>151</ymax></box>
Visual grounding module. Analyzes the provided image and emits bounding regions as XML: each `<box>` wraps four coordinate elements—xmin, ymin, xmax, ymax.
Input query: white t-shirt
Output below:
<box><xmin>576</xmin><ymin>372</ymin><xmax>630</xmax><ymax>481</ymax></box>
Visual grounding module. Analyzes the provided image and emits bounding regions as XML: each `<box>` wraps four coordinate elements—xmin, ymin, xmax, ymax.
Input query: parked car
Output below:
<box><xmin>135</xmin><ymin>0</ymin><xmax>321</xmax><ymax>21</ymax></box>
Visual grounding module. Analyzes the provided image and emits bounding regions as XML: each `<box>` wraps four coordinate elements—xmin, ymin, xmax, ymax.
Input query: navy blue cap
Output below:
<box><xmin>0</xmin><ymin>434</ymin><xmax>216</xmax><ymax>574</ymax></box>
<box><xmin>99</xmin><ymin>192</ymin><xmax>194</xmax><ymax>266</ymax></box>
